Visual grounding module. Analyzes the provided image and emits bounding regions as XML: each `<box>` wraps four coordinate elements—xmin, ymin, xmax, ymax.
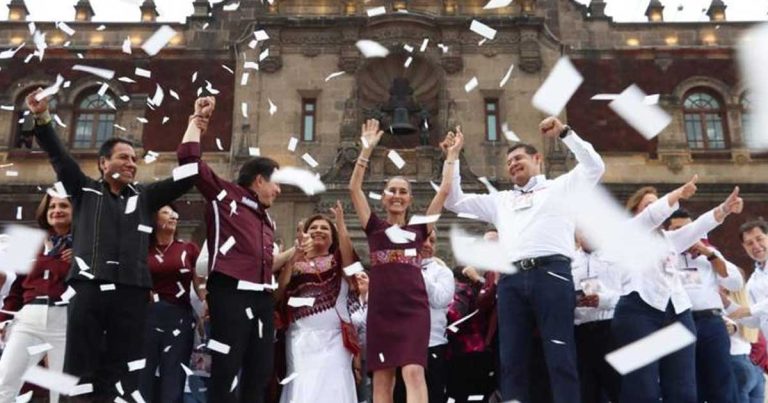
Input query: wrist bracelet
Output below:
<box><xmin>358</xmin><ymin>156</ymin><xmax>370</xmax><ymax>163</ymax></box>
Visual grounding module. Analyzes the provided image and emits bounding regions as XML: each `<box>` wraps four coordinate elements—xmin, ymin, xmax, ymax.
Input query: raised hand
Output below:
<box><xmin>439</xmin><ymin>130</ymin><xmax>456</xmax><ymax>155</ymax></box>
<box><xmin>26</xmin><ymin>88</ymin><xmax>49</xmax><ymax>114</ymax></box>
<box><xmin>330</xmin><ymin>200</ymin><xmax>345</xmax><ymax>229</ymax></box>
<box><xmin>446</xmin><ymin>126</ymin><xmax>464</xmax><ymax>161</ymax></box>
<box><xmin>195</xmin><ymin>96</ymin><xmax>216</xmax><ymax>118</ymax></box>
<box><xmin>539</xmin><ymin>116</ymin><xmax>565</xmax><ymax>139</ymax></box>
<box><xmin>361</xmin><ymin>119</ymin><xmax>384</xmax><ymax>149</ymax></box>
<box><xmin>722</xmin><ymin>186</ymin><xmax>744</xmax><ymax>215</ymax></box>
<box><xmin>678</xmin><ymin>175</ymin><xmax>698</xmax><ymax>200</ymax></box>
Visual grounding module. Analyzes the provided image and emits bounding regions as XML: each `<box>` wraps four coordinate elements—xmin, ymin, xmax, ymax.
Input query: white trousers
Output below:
<box><xmin>0</xmin><ymin>304</ymin><xmax>67</xmax><ymax>403</ymax></box>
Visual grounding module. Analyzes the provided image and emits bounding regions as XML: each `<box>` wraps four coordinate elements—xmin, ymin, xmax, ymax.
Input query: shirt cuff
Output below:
<box><xmin>177</xmin><ymin>141</ymin><xmax>202</xmax><ymax>163</ymax></box>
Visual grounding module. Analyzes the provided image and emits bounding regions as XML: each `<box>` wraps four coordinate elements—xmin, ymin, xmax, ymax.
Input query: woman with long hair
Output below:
<box><xmin>278</xmin><ymin>201</ymin><xmax>358</xmax><ymax>403</ymax></box>
<box><xmin>0</xmin><ymin>194</ymin><xmax>73</xmax><ymax>403</ymax></box>
<box><xmin>139</xmin><ymin>204</ymin><xmax>204</xmax><ymax>402</ymax></box>
<box><xmin>349</xmin><ymin>119</ymin><xmax>462</xmax><ymax>403</ymax></box>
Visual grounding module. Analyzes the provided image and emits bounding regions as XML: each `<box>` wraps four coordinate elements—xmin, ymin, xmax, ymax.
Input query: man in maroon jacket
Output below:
<box><xmin>179</xmin><ymin>98</ymin><xmax>285</xmax><ymax>403</ymax></box>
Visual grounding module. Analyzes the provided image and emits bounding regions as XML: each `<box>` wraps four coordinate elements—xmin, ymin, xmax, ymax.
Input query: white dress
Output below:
<box><xmin>279</xmin><ymin>281</ymin><xmax>357</xmax><ymax>403</ymax></box>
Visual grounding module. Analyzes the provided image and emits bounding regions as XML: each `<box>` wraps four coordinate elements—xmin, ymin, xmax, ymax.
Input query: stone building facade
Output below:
<box><xmin>0</xmin><ymin>0</ymin><xmax>766</xmax><ymax>269</ymax></box>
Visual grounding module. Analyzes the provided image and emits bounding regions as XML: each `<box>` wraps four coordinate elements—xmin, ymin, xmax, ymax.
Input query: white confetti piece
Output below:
<box><xmin>241</xmin><ymin>102</ymin><xmax>248</xmax><ymax>118</ymax></box>
<box><xmin>420</xmin><ymin>38</ymin><xmax>429</xmax><ymax>52</ymax></box>
<box><xmin>223</xmin><ymin>2</ymin><xmax>239</xmax><ymax>11</ymax></box>
<box><xmin>216</xmin><ymin>138</ymin><xmax>224</xmax><ymax>151</ymax></box>
<box><xmin>248</xmin><ymin>147</ymin><xmax>260</xmax><ymax>157</ymax></box>
<box><xmin>499</xmin><ymin>63</ymin><xmax>514</xmax><ymax>87</ymax></box>
<box><xmin>404</xmin><ymin>248</ymin><xmax>417</xmax><ymax>257</ymax></box>
<box><xmin>74</xmin><ymin>256</ymin><xmax>89</xmax><ymax>271</ymax></box>
<box><xmin>16</xmin><ymin>390</ymin><xmax>32</xmax><ymax>403</ymax></box>
<box><xmin>366</xmin><ymin>6</ymin><xmax>386</xmax><ymax>17</ymax></box>
<box><xmin>127</xmin><ymin>359</ymin><xmax>146</xmax><ymax>372</ymax></box>
<box><xmin>181</xmin><ymin>363</ymin><xmax>193</xmax><ymax>376</ymax></box>
<box><xmin>58</xmin><ymin>287</ymin><xmax>76</xmax><ymax>305</ymax></box>
<box><xmin>343</xmin><ymin>262</ymin><xmax>364</xmax><ymax>276</ymax></box>
<box><xmin>216</xmin><ymin>190</ymin><xmax>227</xmax><ymax>201</ymax></box>
<box><xmin>325</xmin><ymin>71</ymin><xmax>345</xmax><ymax>82</ymax></box>
<box><xmin>408</xmin><ymin>214</ymin><xmax>440</xmax><ymax>225</ymax></box>
<box><xmin>0</xmin><ymin>42</ymin><xmax>25</xmax><ymax>59</ymax></box>
<box><xmin>118</xmin><ymin>77</ymin><xmax>136</xmax><ymax>84</ymax></box>
<box><xmin>21</xmin><ymin>366</ymin><xmax>79</xmax><ymax>396</ymax></box>
<box><xmin>301</xmin><ymin>153</ymin><xmax>319</xmax><ymax>168</ymax></box>
<box><xmin>268</xmin><ymin>98</ymin><xmax>277</xmax><ymax>115</ymax></box>
<box><xmin>35</xmin><ymin>74</ymin><xmax>64</xmax><ymax>101</ymax></box>
<box><xmin>230</xmin><ymin>376</ymin><xmax>238</xmax><ymax>392</ymax></box>
<box><xmin>6</xmin><ymin>171</ymin><xmax>19</xmax><ymax>177</ymax></box>
<box><xmin>258</xmin><ymin>49</ymin><xmax>270</xmax><ymax>63</ymax></box>
<box><xmin>550</xmin><ymin>339</ymin><xmax>566</xmax><ymax>345</ymax></box>
<box><xmin>404</xmin><ymin>56</ymin><xmax>413</xmax><ymax>68</ymax></box>
<box><xmin>72</xmin><ymin>65</ymin><xmax>115</xmax><ymax>80</ymax></box>
<box><xmin>356</xmin><ymin>40</ymin><xmax>389</xmax><ymax>58</ymax></box>
<box><xmin>606</xmin><ymin>322</ymin><xmax>695</xmax><ymax>375</ymax></box>
<box><xmin>3</xmin><ymin>225</ymin><xmax>47</xmax><ymax>274</ymax></box>
<box><xmin>608</xmin><ymin>84</ymin><xmax>671</xmax><ymax>140</ymax></box>
<box><xmin>368</xmin><ymin>192</ymin><xmax>382</xmax><ymax>200</ymax></box>
<box><xmin>149</xmin><ymin>84</ymin><xmax>164</xmax><ymax>107</ymax></box>
<box><xmin>131</xmin><ymin>390</ymin><xmax>146</xmax><ymax>403</ymax></box>
<box><xmin>478</xmin><ymin>177</ymin><xmax>498</xmax><ymax>193</ymax></box>
<box><xmin>57</xmin><ymin>22</ymin><xmax>75</xmax><ymax>36</ymax></box>
<box><xmin>96</xmin><ymin>24</ymin><xmax>106</xmax><ymax>31</ymax></box>
<box><xmin>114</xmin><ymin>124</ymin><xmax>127</xmax><ymax>131</ymax></box>
<box><xmin>447</xmin><ymin>309</ymin><xmax>479</xmax><ymax>333</ymax></box>
<box><xmin>53</xmin><ymin>114</ymin><xmax>67</xmax><ymax>128</ymax></box>
<box><xmin>379</xmin><ymin>353</ymin><xmax>385</xmax><ymax>362</ymax></box>
<box><xmin>502</xmin><ymin>122</ymin><xmax>520</xmax><ymax>142</ymax></box>
<box><xmin>26</xmin><ymin>343</ymin><xmax>53</xmax><ymax>356</ymax></box>
<box><xmin>100</xmin><ymin>284</ymin><xmax>116</xmax><ymax>291</ymax></box>
<box><xmin>403</xmin><ymin>44</ymin><xmax>414</xmax><ymax>53</ymax></box>
<box><xmin>469</xmin><ymin>20</ymin><xmax>497</xmax><ymax>40</ymax></box>
<box><xmin>270</xmin><ymin>167</ymin><xmax>327</xmax><ymax>195</ymax></box>
<box><xmin>280</xmin><ymin>372</ymin><xmax>299</xmax><ymax>385</ymax></box>
<box><xmin>384</xmin><ymin>225</ymin><xmax>416</xmax><ymax>244</ymax></box>
<box><xmin>15</xmin><ymin>206</ymin><xmax>22</xmax><ymax>220</ymax></box>
<box><xmin>122</xmin><ymin>36</ymin><xmax>132</xmax><ymax>54</ymax></box>
<box><xmin>254</xmin><ymin>30</ymin><xmax>269</xmax><ymax>41</ymax></box>
<box><xmin>483</xmin><ymin>0</ymin><xmax>514</xmax><ymax>8</ymax></box>
<box><xmin>125</xmin><ymin>195</ymin><xmax>138</xmax><ymax>214</ymax></box>
<box><xmin>287</xmin><ymin>137</ymin><xmax>298</xmax><ymax>152</ymax></box>
<box><xmin>244</xmin><ymin>61</ymin><xmax>259</xmax><ymax>70</ymax></box>
<box><xmin>142</xmin><ymin>25</ymin><xmax>176</xmax><ymax>57</ymax></box>
<box><xmin>135</xmin><ymin>67</ymin><xmax>151</xmax><ymax>78</ymax></box>
<box><xmin>172</xmin><ymin>163</ymin><xmax>199</xmax><ymax>181</ymax></box>
<box><xmin>450</xmin><ymin>226</ymin><xmax>516</xmax><ymax>273</ymax></box>
<box><xmin>467</xmin><ymin>395</ymin><xmax>485</xmax><ymax>402</ymax></box>
<box><xmin>258</xmin><ymin>318</ymin><xmax>264</xmax><ymax>338</ymax></box>
<box><xmin>219</xmin><ymin>236</ymin><xmax>236</xmax><ymax>255</ymax></box>
<box><xmin>240</xmin><ymin>72</ymin><xmax>250</xmax><ymax>86</ymax></box>
<box><xmin>69</xmin><ymin>383</ymin><xmax>93</xmax><ymax>396</ymax></box>
<box><xmin>245</xmin><ymin>307</ymin><xmax>254</xmax><ymax>319</ymax></box>
<box><xmin>136</xmin><ymin>118</ymin><xmax>148</xmax><ymax>125</ymax></box>
<box><xmin>531</xmin><ymin>57</ymin><xmax>583</xmax><ymax>116</ymax></box>
<box><xmin>207</xmin><ymin>339</ymin><xmax>231</xmax><ymax>354</ymax></box>
<box><xmin>387</xmin><ymin>150</ymin><xmax>405</xmax><ymax>169</ymax></box>
<box><xmin>137</xmin><ymin>225</ymin><xmax>153</xmax><ymax>234</ymax></box>
<box><xmin>287</xmin><ymin>297</ymin><xmax>315</xmax><ymax>307</ymax></box>
<box><xmin>464</xmin><ymin>77</ymin><xmax>479</xmax><ymax>93</ymax></box>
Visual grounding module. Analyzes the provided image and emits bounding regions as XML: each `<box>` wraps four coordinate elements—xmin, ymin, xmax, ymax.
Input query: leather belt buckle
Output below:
<box><xmin>519</xmin><ymin>258</ymin><xmax>536</xmax><ymax>271</ymax></box>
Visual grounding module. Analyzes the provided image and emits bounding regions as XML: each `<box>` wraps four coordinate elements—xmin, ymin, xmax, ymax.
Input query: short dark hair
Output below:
<box><xmin>739</xmin><ymin>219</ymin><xmax>768</xmax><ymax>242</ymax></box>
<box><xmin>507</xmin><ymin>143</ymin><xmax>538</xmax><ymax>156</ymax></box>
<box><xmin>302</xmin><ymin>214</ymin><xmax>339</xmax><ymax>254</ymax></box>
<box><xmin>98</xmin><ymin>137</ymin><xmax>134</xmax><ymax>175</ymax></box>
<box><xmin>237</xmin><ymin>157</ymin><xmax>280</xmax><ymax>188</ymax></box>
<box><xmin>663</xmin><ymin>208</ymin><xmax>692</xmax><ymax>230</ymax></box>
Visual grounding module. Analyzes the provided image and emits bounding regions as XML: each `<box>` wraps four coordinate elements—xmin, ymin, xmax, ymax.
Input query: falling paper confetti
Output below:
<box><xmin>387</xmin><ymin>150</ymin><xmax>405</xmax><ymax>169</ymax></box>
<box><xmin>408</xmin><ymin>214</ymin><xmax>441</xmax><ymax>225</ymax></box>
<box><xmin>469</xmin><ymin>20</ymin><xmax>497</xmax><ymax>40</ymax></box>
<box><xmin>172</xmin><ymin>163</ymin><xmax>199</xmax><ymax>181</ymax></box>
<box><xmin>72</xmin><ymin>65</ymin><xmax>115</xmax><ymax>80</ymax></box>
<box><xmin>122</xmin><ymin>37</ymin><xmax>132</xmax><ymax>54</ymax></box>
<box><xmin>142</xmin><ymin>25</ymin><xmax>177</xmax><ymax>57</ymax></box>
<box><xmin>499</xmin><ymin>63</ymin><xmax>514</xmax><ymax>87</ymax></box>
<box><xmin>268</xmin><ymin>98</ymin><xmax>277</xmax><ymax>115</ymax></box>
<box><xmin>366</xmin><ymin>6</ymin><xmax>386</xmax><ymax>17</ymax></box>
<box><xmin>464</xmin><ymin>77</ymin><xmax>479</xmax><ymax>93</ymax></box>
<box><xmin>608</xmin><ymin>84</ymin><xmax>671</xmax><ymax>140</ymax></box>
<box><xmin>384</xmin><ymin>226</ymin><xmax>417</xmax><ymax>244</ymax></box>
<box><xmin>207</xmin><ymin>339</ymin><xmax>231</xmax><ymax>354</ymax></box>
<box><xmin>343</xmin><ymin>262</ymin><xmax>365</xmax><ymax>276</ymax></box>
<box><xmin>483</xmin><ymin>0</ymin><xmax>514</xmax><ymax>9</ymax></box>
<box><xmin>21</xmin><ymin>366</ymin><xmax>79</xmax><ymax>396</ymax></box>
<box><xmin>270</xmin><ymin>167</ymin><xmax>327</xmax><ymax>196</ymax></box>
<box><xmin>325</xmin><ymin>71</ymin><xmax>345</xmax><ymax>82</ymax></box>
<box><xmin>135</xmin><ymin>67</ymin><xmax>151</xmax><ymax>78</ymax></box>
<box><xmin>356</xmin><ymin>40</ymin><xmax>389</xmax><ymax>58</ymax></box>
<box><xmin>605</xmin><ymin>322</ymin><xmax>695</xmax><ymax>375</ymax></box>
<box><xmin>450</xmin><ymin>226</ymin><xmax>516</xmax><ymax>273</ymax></box>
<box><xmin>531</xmin><ymin>57</ymin><xmax>583</xmax><ymax>116</ymax></box>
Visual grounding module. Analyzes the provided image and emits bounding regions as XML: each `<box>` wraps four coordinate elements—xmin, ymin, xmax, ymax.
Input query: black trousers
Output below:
<box><xmin>446</xmin><ymin>350</ymin><xmax>496</xmax><ymax>403</ymax></box>
<box><xmin>575</xmin><ymin>319</ymin><xmax>621</xmax><ymax>403</ymax></box>
<box><xmin>393</xmin><ymin>344</ymin><xmax>448</xmax><ymax>403</ymax></box>
<box><xmin>64</xmin><ymin>280</ymin><xmax>149</xmax><ymax>402</ymax></box>
<box><xmin>206</xmin><ymin>272</ymin><xmax>274</xmax><ymax>403</ymax></box>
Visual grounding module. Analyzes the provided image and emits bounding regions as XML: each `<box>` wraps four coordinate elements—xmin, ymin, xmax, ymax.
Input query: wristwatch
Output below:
<box><xmin>558</xmin><ymin>125</ymin><xmax>571</xmax><ymax>139</ymax></box>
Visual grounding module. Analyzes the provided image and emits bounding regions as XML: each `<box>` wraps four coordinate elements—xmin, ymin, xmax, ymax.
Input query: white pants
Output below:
<box><xmin>0</xmin><ymin>304</ymin><xmax>67</xmax><ymax>403</ymax></box>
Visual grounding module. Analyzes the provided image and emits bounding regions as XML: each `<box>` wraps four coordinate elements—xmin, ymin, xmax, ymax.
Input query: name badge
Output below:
<box><xmin>580</xmin><ymin>276</ymin><xmax>602</xmax><ymax>295</ymax></box>
<box><xmin>512</xmin><ymin>193</ymin><xmax>534</xmax><ymax>210</ymax></box>
<box><xmin>679</xmin><ymin>267</ymin><xmax>702</xmax><ymax>287</ymax></box>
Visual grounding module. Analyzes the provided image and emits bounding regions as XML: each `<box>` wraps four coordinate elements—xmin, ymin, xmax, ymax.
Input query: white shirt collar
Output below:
<box><xmin>514</xmin><ymin>174</ymin><xmax>547</xmax><ymax>192</ymax></box>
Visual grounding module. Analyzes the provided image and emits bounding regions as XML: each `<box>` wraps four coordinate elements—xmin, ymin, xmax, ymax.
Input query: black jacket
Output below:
<box><xmin>34</xmin><ymin>122</ymin><xmax>199</xmax><ymax>288</ymax></box>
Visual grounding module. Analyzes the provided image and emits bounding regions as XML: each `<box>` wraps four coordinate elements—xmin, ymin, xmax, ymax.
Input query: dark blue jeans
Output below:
<box><xmin>612</xmin><ymin>292</ymin><xmax>697</xmax><ymax>403</ymax></box>
<box><xmin>731</xmin><ymin>354</ymin><xmax>765</xmax><ymax>403</ymax></box>
<box><xmin>139</xmin><ymin>300</ymin><xmax>195</xmax><ymax>403</ymax></box>
<box><xmin>497</xmin><ymin>260</ymin><xmax>580</xmax><ymax>403</ymax></box>
<box><xmin>694</xmin><ymin>314</ymin><xmax>738</xmax><ymax>403</ymax></box>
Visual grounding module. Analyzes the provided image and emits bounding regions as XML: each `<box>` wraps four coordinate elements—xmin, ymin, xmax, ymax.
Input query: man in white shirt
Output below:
<box><xmin>444</xmin><ymin>116</ymin><xmax>605</xmax><ymax>403</ymax></box>
<box><xmin>665</xmin><ymin>209</ymin><xmax>743</xmax><ymax>403</ymax></box>
<box><xmin>730</xmin><ymin>220</ymin><xmax>768</xmax><ymax>336</ymax></box>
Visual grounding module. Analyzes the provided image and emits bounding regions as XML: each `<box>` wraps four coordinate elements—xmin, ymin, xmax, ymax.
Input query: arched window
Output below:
<box><xmin>12</xmin><ymin>90</ymin><xmax>57</xmax><ymax>149</ymax></box>
<box><xmin>683</xmin><ymin>90</ymin><xmax>728</xmax><ymax>150</ymax></box>
<box><xmin>72</xmin><ymin>92</ymin><xmax>116</xmax><ymax>149</ymax></box>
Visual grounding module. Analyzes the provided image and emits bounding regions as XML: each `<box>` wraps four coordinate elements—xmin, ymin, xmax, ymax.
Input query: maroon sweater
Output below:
<box><xmin>178</xmin><ymin>142</ymin><xmax>275</xmax><ymax>285</ymax></box>
<box><xmin>149</xmin><ymin>240</ymin><xmax>200</xmax><ymax>306</ymax></box>
<box><xmin>0</xmin><ymin>252</ymin><xmax>70</xmax><ymax>322</ymax></box>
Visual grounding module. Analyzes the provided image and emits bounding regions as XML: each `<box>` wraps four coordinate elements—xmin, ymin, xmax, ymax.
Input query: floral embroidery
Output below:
<box><xmin>371</xmin><ymin>249</ymin><xmax>421</xmax><ymax>267</ymax></box>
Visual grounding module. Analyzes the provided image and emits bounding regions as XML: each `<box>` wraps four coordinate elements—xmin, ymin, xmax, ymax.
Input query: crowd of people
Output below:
<box><xmin>0</xmin><ymin>88</ymin><xmax>766</xmax><ymax>403</ymax></box>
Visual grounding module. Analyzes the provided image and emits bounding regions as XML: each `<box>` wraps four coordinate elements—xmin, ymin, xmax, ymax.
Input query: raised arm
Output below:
<box><xmin>425</xmin><ymin>128</ymin><xmax>463</xmax><ymax>232</ymax></box>
<box><xmin>539</xmin><ymin>117</ymin><xmax>605</xmax><ymax>191</ymax></box>
<box><xmin>631</xmin><ymin>176</ymin><xmax>697</xmax><ymax>231</ymax></box>
<box><xmin>348</xmin><ymin>119</ymin><xmax>383</xmax><ymax>228</ymax></box>
<box><xmin>442</xmin><ymin>129</ymin><xmax>497</xmax><ymax>224</ymax></box>
<box><xmin>26</xmin><ymin>89</ymin><xmax>88</xmax><ymax>198</ymax></box>
<box><xmin>331</xmin><ymin>200</ymin><xmax>356</xmax><ymax>268</ymax></box>
<box><xmin>667</xmin><ymin>186</ymin><xmax>743</xmax><ymax>253</ymax></box>
<box><xmin>146</xmin><ymin>97</ymin><xmax>214</xmax><ymax>212</ymax></box>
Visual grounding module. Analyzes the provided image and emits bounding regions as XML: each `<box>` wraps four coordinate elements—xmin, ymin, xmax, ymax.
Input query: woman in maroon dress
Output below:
<box><xmin>349</xmin><ymin>119</ymin><xmax>462</xmax><ymax>402</ymax></box>
<box><xmin>139</xmin><ymin>204</ymin><xmax>204</xmax><ymax>402</ymax></box>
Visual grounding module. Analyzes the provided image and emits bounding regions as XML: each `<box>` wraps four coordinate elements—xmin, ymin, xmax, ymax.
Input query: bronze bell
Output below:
<box><xmin>382</xmin><ymin>78</ymin><xmax>418</xmax><ymax>135</ymax></box>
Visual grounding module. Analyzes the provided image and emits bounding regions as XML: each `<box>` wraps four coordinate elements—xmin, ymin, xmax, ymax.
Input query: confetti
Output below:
<box><xmin>450</xmin><ymin>226</ymin><xmax>516</xmax><ymax>273</ymax></box>
<box><xmin>606</xmin><ymin>322</ymin><xmax>695</xmax><ymax>375</ymax></box>
<box><xmin>469</xmin><ymin>20</ymin><xmax>497</xmax><ymax>40</ymax></box>
<box><xmin>343</xmin><ymin>262</ymin><xmax>365</xmax><ymax>276</ymax></box>
<box><xmin>244</xmin><ymin>61</ymin><xmax>259</xmax><ymax>70</ymax></box>
<box><xmin>149</xmin><ymin>84</ymin><xmax>164</xmax><ymax>107</ymax></box>
<box><xmin>241</xmin><ymin>102</ymin><xmax>248</xmax><ymax>119</ymax></box>
<box><xmin>142</xmin><ymin>25</ymin><xmax>176</xmax><ymax>57</ymax></box>
<box><xmin>3</xmin><ymin>225</ymin><xmax>47</xmax><ymax>274</ymax></box>
<box><xmin>356</xmin><ymin>40</ymin><xmax>389</xmax><ymax>58</ymax></box>
<box><xmin>172</xmin><ymin>163</ymin><xmax>199</xmax><ymax>181</ymax></box>
<box><xmin>135</xmin><ymin>67</ymin><xmax>151</xmax><ymax>78</ymax></box>
<box><xmin>125</xmin><ymin>195</ymin><xmax>138</xmax><ymax>214</ymax></box>
<box><xmin>207</xmin><ymin>339</ymin><xmax>231</xmax><ymax>354</ymax></box>
<box><xmin>464</xmin><ymin>77</ymin><xmax>479</xmax><ymax>93</ymax></box>
<box><xmin>248</xmin><ymin>147</ymin><xmax>260</xmax><ymax>156</ymax></box>
<box><xmin>223</xmin><ymin>2</ymin><xmax>240</xmax><ymax>11</ymax></box>
<box><xmin>131</xmin><ymin>390</ymin><xmax>146</xmax><ymax>403</ymax></box>
<box><xmin>270</xmin><ymin>167</ymin><xmax>327</xmax><ymax>195</ymax></box>
<box><xmin>99</xmin><ymin>284</ymin><xmax>116</xmax><ymax>292</ymax></box>
<box><xmin>368</xmin><ymin>192</ymin><xmax>382</xmax><ymax>200</ymax></box>
<box><xmin>501</xmin><ymin>123</ymin><xmax>520</xmax><ymax>142</ymax></box>
<box><xmin>137</xmin><ymin>225</ymin><xmax>153</xmax><ymax>234</ymax></box>
<box><xmin>324</xmin><ymin>71</ymin><xmax>345</xmax><ymax>82</ymax></box>
<box><xmin>259</xmin><ymin>48</ymin><xmax>269</xmax><ymax>61</ymax></box>
<box><xmin>531</xmin><ymin>57</ymin><xmax>583</xmax><ymax>116</ymax></box>
<box><xmin>301</xmin><ymin>153</ymin><xmax>319</xmax><ymax>168</ymax></box>
<box><xmin>216</xmin><ymin>138</ymin><xmax>224</xmax><ymax>151</ymax></box>
<box><xmin>15</xmin><ymin>207</ymin><xmax>22</xmax><ymax>220</ymax></box>
<box><xmin>404</xmin><ymin>248</ymin><xmax>417</xmax><ymax>257</ymax></box>
<box><xmin>420</xmin><ymin>38</ymin><xmax>429</xmax><ymax>52</ymax></box>
<box><xmin>404</xmin><ymin>56</ymin><xmax>413</xmax><ymax>68</ymax></box>
<box><xmin>6</xmin><ymin>171</ymin><xmax>19</xmax><ymax>177</ymax></box>
<box><xmin>21</xmin><ymin>366</ymin><xmax>79</xmax><ymax>396</ymax></box>
<box><xmin>608</xmin><ymin>84</ymin><xmax>671</xmax><ymax>140</ymax></box>
<box><xmin>483</xmin><ymin>0</ymin><xmax>514</xmax><ymax>9</ymax></box>
<box><xmin>122</xmin><ymin>37</ymin><xmax>132</xmax><ymax>54</ymax></box>
<box><xmin>219</xmin><ymin>236</ymin><xmax>236</xmax><ymax>255</ymax></box>
<box><xmin>254</xmin><ymin>30</ymin><xmax>269</xmax><ymax>41</ymax></box>
<box><xmin>35</xmin><ymin>74</ymin><xmax>65</xmax><ymax>101</ymax></box>
<box><xmin>72</xmin><ymin>65</ymin><xmax>115</xmax><ymax>80</ymax></box>
<box><xmin>384</xmin><ymin>225</ymin><xmax>417</xmax><ymax>244</ymax></box>
<box><xmin>403</xmin><ymin>44</ymin><xmax>414</xmax><ymax>53</ymax></box>
<box><xmin>280</xmin><ymin>372</ymin><xmax>299</xmax><ymax>385</ymax></box>
<box><xmin>366</xmin><ymin>6</ymin><xmax>386</xmax><ymax>17</ymax></box>
<box><xmin>57</xmin><ymin>22</ymin><xmax>75</xmax><ymax>36</ymax></box>
<box><xmin>127</xmin><ymin>359</ymin><xmax>146</xmax><ymax>372</ymax></box>
<box><xmin>237</xmin><ymin>280</ymin><xmax>265</xmax><ymax>291</ymax></box>
<box><xmin>288</xmin><ymin>137</ymin><xmax>298</xmax><ymax>152</ymax></box>
<box><xmin>287</xmin><ymin>297</ymin><xmax>315</xmax><ymax>307</ymax></box>
<box><xmin>499</xmin><ymin>63</ymin><xmax>514</xmax><ymax>87</ymax></box>
<box><xmin>0</xmin><ymin>42</ymin><xmax>25</xmax><ymax>59</ymax></box>
<box><xmin>408</xmin><ymin>214</ymin><xmax>440</xmax><ymax>225</ymax></box>
<box><xmin>268</xmin><ymin>98</ymin><xmax>277</xmax><ymax>115</ymax></box>
<box><xmin>245</xmin><ymin>307</ymin><xmax>254</xmax><ymax>319</ymax></box>
<box><xmin>387</xmin><ymin>150</ymin><xmax>405</xmax><ymax>169</ymax></box>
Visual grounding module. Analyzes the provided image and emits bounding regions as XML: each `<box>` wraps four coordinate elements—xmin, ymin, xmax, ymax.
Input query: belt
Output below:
<box><xmin>512</xmin><ymin>254</ymin><xmax>571</xmax><ymax>271</ymax></box>
<box><xmin>28</xmin><ymin>297</ymin><xmax>61</xmax><ymax>307</ymax></box>
<box><xmin>692</xmin><ymin>309</ymin><xmax>721</xmax><ymax>320</ymax></box>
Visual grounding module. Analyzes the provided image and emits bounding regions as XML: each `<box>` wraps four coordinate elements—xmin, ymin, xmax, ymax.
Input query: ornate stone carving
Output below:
<box><xmin>518</xmin><ymin>38</ymin><xmax>542</xmax><ymax>73</ymax></box>
<box><xmin>259</xmin><ymin>46</ymin><xmax>283</xmax><ymax>73</ymax></box>
<box><xmin>321</xmin><ymin>144</ymin><xmax>361</xmax><ymax>183</ymax></box>
<box><xmin>301</xmin><ymin>46</ymin><xmax>321</xmax><ymax>57</ymax></box>
<box><xmin>440</xmin><ymin>55</ymin><xmax>463</xmax><ymax>75</ymax></box>
<box><xmin>339</xmin><ymin>55</ymin><xmax>360</xmax><ymax>74</ymax></box>
<box><xmin>660</xmin><ymin>152</ymin><xmax>691</xmax><ymax>173</ymax></box>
